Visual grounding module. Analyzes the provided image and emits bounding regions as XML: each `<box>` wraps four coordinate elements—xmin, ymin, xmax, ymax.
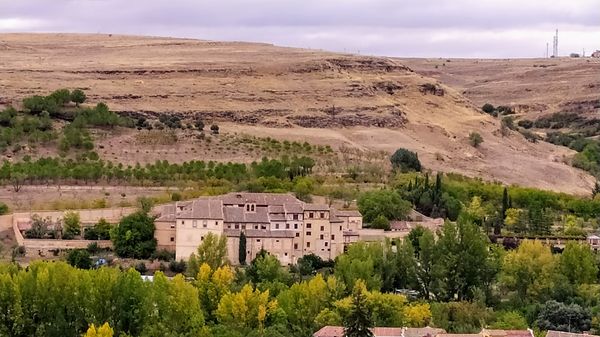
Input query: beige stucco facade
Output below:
<box><xmin>156</xmin><ymin>192</ymin><xmax>364</xmax><ymax>265</ymax></box>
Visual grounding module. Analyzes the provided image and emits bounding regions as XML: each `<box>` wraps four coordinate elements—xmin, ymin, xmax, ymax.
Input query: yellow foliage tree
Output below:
<box><xmin>403</xmin><ymin>303</ymin><xmax>432</xmax><ymax>327</ymax></box>
<box><xmin>466</xmin><ymin>196</ymin><xmax>485</xmax><ymax>223</ymax></box>
<box><xmin>195</xmin><ymin>263</ymin><xmax>235</xmax><ymax>321</ymax></box>
<box><xmin>83</xmin><ymin>323</ymin><xmax>113</xmax><ymax>337</ymax></box>
<box><xmin>504</xmin><ymin>208</ymin><xmax>523</xmax><ymax>231</ymax></box>
<box><xmin>216</xmin><ymin>284</ymin><xmax>278</xmax><ymax>331</ymax></box>
<box><xmin>500</xmin><ymin>240</ymin><xmax>556</xmax><ymax>301</ymax></box>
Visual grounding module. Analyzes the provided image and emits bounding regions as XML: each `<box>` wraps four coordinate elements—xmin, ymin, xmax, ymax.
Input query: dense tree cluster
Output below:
<box><xmin>5</xmin><ymin>215</ymin><xmax>600</xmax><ymax>337</ymax></box>
<box><xmin>394</xmin><ymin>172</ymin><xmax>600</xmax><ymax>236</ymax></box>
<box><xmin>1</xmin><ymin>89</ymin><xmax>134</xmax><ymax>155</ymax></box>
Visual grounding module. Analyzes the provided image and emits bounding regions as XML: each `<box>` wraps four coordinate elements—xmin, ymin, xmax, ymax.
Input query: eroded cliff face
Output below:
<box><xmin>0</xmin><ymin>33</ymin><xmax>594</xmax><ymax>194</ymax></box>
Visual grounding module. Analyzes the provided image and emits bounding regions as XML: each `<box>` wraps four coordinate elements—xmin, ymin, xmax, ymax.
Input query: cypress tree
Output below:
<box><xmin>239</xmin><ymin>231</ymin><xmax>247</xmax><ymax>265</ymax></box>
<box><xmin>497</xmin><ymin>187</ymin><xmax>509</xmax><ymax>235</ymax></box>
<box><xmin>343</xmin><ymin>281</ymin><xmax>374</xmax><ymax>337</ymax></box>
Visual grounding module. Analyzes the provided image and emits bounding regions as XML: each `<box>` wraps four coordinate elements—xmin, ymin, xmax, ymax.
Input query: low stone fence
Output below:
<box><xmin>21</xmin><ymin>239</ymin><xmax>112</xmax><ymax>250</ymax></box>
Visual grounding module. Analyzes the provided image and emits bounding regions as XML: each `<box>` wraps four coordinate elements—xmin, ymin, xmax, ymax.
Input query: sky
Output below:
<box><xmin>0</xmin><ymin>0</ymin><xmax>599</xmax><ymax>58</ymax></box>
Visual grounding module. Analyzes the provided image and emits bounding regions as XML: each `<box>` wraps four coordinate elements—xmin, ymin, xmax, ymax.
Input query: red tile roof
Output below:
<box><xmin>313</xmin><ymin>326</ymin><xmax>447</xmax><ymax>337</ymax></box>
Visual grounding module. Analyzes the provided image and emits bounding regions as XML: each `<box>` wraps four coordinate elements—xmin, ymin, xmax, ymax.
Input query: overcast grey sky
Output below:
<box><xmin>1</xmin><ymin>0</ymin><xmax>599</xmax><ymax>58</ymax></box>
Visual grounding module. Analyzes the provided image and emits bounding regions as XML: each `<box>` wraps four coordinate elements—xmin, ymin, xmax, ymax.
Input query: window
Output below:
<box><xmin>307</xmin><ymin>242</ymin><xmax>311</xmax><ymax>248</ymax></box>
<box><xmin>170</xmin><ymin>237</ymin><xmax>175</xmax><ymax>242</ymax></box>
<box><xmin>201</xmin><ymin>236</ymin><xmax>204</xmax><ymax>241</ymax></box>
<box><xmin>284</xmin><ymin>252</ymin><xmax>288</xmax><ymax>256</ymax></box>
<box><xmin>339</xmin><ymin>226</ymin><xmax>342</xmax><ymax>231</ymax></box>
<box><xmin>294</xmin><ymin>224</ymin><xmax>298</xmax><ymax>229</ymax></box>
<box><xmin>192</xmin><ymin>221</ymin><xmax>197</xmax><ymax>228</ymax></box>
<box><xmin>309</xmin><ymin>212</ymin><xmax>314</xmax><ymax>218</ymax></box>
<box><xmin>254</xmin><ymin>225</ymin><xmax>258</xmax><ymax>230</ymax></box>
<box><xmin>320</xmin><ymin>234</ymin><xmax>324</xmax><ymax>240</ymax></box>
<box><xmin>235</xmin><ymin>224</ymin><xmax>239</xmax><ymax>229</ymax></box>
<box><xmin>286</xmin><ymin>223</ymin><xmax>290</xmax><ymax>229</ymax></box>
<box><xmin>257</xmin><ymin>239</ymin><xmax>261</xmax><ymax>242</ymax></box>
<box><xmin>307</xmin><ymin>231</ymin><xmax>311</xmax><ymax>236</ymax></box>
<box><xmin>276</xmin><ymin>239</ymin><xmax>280</xmax><ymax>243</ymax></box>
<box><xmin>320</xmin><ymin>212</ymin><xmax>325</xmax><ymax>218</ymax></box>
<box><xmin>293</xmin><ymin>214</ymin><xmax>298</xmax><ymax>220</ymax></box>
<box><xmin>306</xmin><ymin>223</ymin><xmax>312</xmax><ymax>229</ymax></box>
<box><xmin>275</xmin><ymin>224</ymin><xmax>279</xmax><ymax>229</ymax></box>
<box><xmin>170</xmin><ymin>223</ymin><xmax>175</xmax><ymax>229</ymax></box>
<box><xmin>294</xmin><ymin>243</ymin><xmax>298</xmax><ymax>249</ymax></box>
<box><xmin>331</xmin><ymin>234</ymin><xmax>335</xmax><ymax>240</ymax></box>
<box><xmin>261</xmin><ymin>225</ymin><xmax>267</xmax><ymax>230</ymax></box>
<box><xmin>295</xmin><ymin>233</ymin><xmax>300</xmax><ymax>237</ymax></box>
<box><xmin>320</xmin><ymin>226</ymin><xmax>324</xmax><ymax>231</ymax></box>
<box><xmin>202</xmin><ymin>220</ymin><xmax>207</xmax><ymax>228</ymax></box>
<box><xmin>325</xmin><ymin>242</ymin><xmax>328</xmax><ymax>247</ymax></box>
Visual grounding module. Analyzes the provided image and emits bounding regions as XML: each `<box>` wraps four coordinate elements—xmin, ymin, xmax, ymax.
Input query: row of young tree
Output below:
<box><xmin>1</xmin><ymin>156</ymin><xmax>316</xmax><ymax>191</ymax></box>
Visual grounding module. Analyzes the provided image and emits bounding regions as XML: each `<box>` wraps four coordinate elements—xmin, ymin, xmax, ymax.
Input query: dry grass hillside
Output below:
<box><xmin>0</xmin><ymin>33</ymin><xmax>594</xmax><ymax>194</ymax></box>
<box><xmin>401</xmin><ymin>57</ymin><xmax>600</xmax><ymax>120</ymax></box>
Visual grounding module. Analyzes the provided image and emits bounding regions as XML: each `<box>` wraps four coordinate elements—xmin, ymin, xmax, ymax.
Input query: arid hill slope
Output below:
<box><xmin>0</xmin><ymin>33</ymin><xmax>594</xmax><ymax>194</ymax></box>
<box><xmin>400</xmin><ymin>57</ymin><xmax>600</xmax><ymax>119</ymax></box>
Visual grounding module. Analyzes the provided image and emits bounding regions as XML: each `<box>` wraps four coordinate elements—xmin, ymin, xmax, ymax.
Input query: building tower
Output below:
<box><xmin>552</xmin><ymin>29</ymin><xmax>559</xmax><ymax>57</ymax></box>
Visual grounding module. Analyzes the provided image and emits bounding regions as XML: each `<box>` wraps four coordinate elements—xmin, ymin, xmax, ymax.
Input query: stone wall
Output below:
<box><xmin>11</xmin><ymin>207</ymin><xmax>137</xmax><ymax>252</ymax></box>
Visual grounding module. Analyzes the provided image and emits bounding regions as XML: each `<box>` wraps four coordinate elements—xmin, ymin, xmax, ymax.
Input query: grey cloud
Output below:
<box><xmin>1</xmin><ymin>0</ymin><xmax>599</xmax><ymax>57</ymax></box>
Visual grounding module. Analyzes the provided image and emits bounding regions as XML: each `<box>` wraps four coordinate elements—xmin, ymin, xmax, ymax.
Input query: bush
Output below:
<box><xmin>194</xmin><ymin>117</ymin><xmax>205</xmax><ymax>131</ymax></box>
<box><xmin>171</xmin><ymin>192</ymin><xmax>182</xmax><ymax>201</ymax></box>
<box><xmin>169</xmin><ymin>260</ymin><xmax>187</xmax><ymax>273</ymax></box>
<box><xmin>497</xmin><ymin>105</ymin><xmax>514</xmax><ymax>115</ymax></box>
<box><xmin>501</xmin><ymin>116</ymin><xmax>516</xmax><ymax>131</ymax></box>
<box><xmin>66</xmin><ymin>249</ymin><xmax>92</xmax><ymax>269</ymax></box>
<box><xmin>12</xmin><ymin>246</ymin><xmax>26</xmax><ymax>258</ymax></box>
<box><xmin>62</xmin><ymin>211</ymin><xmax>81</xmax><ymax>240</ymax></box>
<box><xmin>152</xmin><ymin>249</ymin><xmax>175</xmax><ymax>262</ymax></box>
<box><xmin>517</xmin><ymin>119</ymin><xmax>534</xmax><ymax>129</ymax></box>
<box><xmin>135</xmin><ymin>262</ymin><xmax>148</xmax><ymax>274</ymax></box>
<box><xmin>390</xmin><ymin>148</ymin><xmax>422</xmax><ymax>172</ymax></box>
<box><xmin>210</xmin><ymin>124</ymin><xmax>220</xmax><ymax>134</ymax></box>
<box><xmin>482</xmin><ymin>103</ymin><xmax>495</xmax><ymax>114</ymax></box>
<box><xmin>0</xmin><ymin>202</ymin><xmax>8</xmax><ymax>215</ymax></box>
<box><xmin>520</xmin><ymin>129</ymin><xmax>538</xmax><ymax>143</ymax></box>
<box><xmin>87</xmin><ymin>242</ymin><xmax>100</xmax><ymax>254</ymax></box>
<box><xmin>70</xmin><ymin>89</ymin><xmax>87</xmax><ymax>106</ymax></box>
<box><xmin>469</xmin><ymin>132</ymin><xmax>483</xmax><ymax>148</ymax></box>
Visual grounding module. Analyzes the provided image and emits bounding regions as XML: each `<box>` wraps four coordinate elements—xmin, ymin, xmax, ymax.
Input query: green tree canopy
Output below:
<box><xmin>111</xmin><ymin>211</ymin><xmax>157</xmax><ymax>259</ymax></box>
<box><xmin>358</xmin><ymin>189</ymin><xmax>412</xmax><ymax>223</ymax></box>
<box><xmin>390</xmin><ymin>148</ymin><xmax>422</xmax><ymax>172</ymax></box>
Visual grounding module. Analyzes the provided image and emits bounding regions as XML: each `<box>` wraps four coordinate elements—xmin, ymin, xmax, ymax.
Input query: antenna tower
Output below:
<box><xmin>552</xmin><ymin>29</ymin><xmax>558</xmax><ymax>57</ymax></box>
